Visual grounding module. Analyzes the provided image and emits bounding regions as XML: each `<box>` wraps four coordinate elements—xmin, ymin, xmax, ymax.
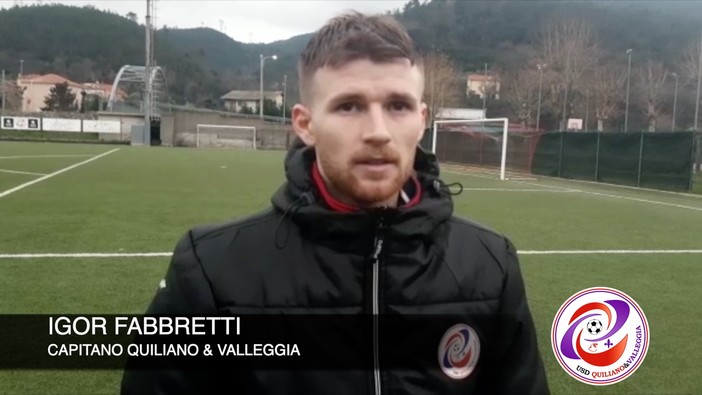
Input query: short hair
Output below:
<box><xmin>297</xmin><ymin>11</ymin><xmax>419</xmax><ymax>103</ymax></box>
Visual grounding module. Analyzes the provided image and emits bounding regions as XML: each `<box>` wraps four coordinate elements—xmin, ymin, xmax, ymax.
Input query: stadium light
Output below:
<box><xmin>260</xmin><ymin>54</ymin><xmax>278</xmax><ymax>120</ymax></box>
<box><xmin>536</xmin><ymin>63</ymin><xmax>547</xmax><ymax>131</ymax></box>
<box><xmin>672</xmin><ymin>72</ymin><xmax>678</xmax><ymax>131</ymax></box>
<box><xmin>625</xmin><ymin>48</ymin><xmax>633</xmax><ymax>132</ymax></box>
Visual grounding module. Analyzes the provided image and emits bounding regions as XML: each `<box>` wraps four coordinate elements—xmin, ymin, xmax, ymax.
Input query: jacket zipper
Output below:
<box><xmin>371</xmin><ymin>213</ymin><xmax>386</xmax><ymax>395</ymax></box>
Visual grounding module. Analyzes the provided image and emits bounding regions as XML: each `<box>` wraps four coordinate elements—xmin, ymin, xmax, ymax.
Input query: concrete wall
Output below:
<box><xmin>162</xmin><ymin>108</ymin><xmax>294</xmax><ymax>150</ymax></box>
<box><xmin>97</xmin><ymin>112</ymin><xmax>144</xmax><ymax>142</ymax></box>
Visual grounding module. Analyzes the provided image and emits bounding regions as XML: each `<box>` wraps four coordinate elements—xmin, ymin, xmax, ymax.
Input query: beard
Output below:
<box><xmin>317</xmin><ymin>147</ymin><xmax>414</xmax><ymax>207</ymax></box>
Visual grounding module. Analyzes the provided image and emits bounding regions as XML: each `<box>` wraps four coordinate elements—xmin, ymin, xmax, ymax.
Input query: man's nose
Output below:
<box><xmin>362</xmin><ymin>104</ymin><xmax>391</xmax><ymax>144</ymax></box>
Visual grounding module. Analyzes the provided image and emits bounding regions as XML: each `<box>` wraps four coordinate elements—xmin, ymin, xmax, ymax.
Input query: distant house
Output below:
<box><xmin>82</xmin><ymin>81</ymin><xmax>126</xmax><ymax>101</ymax></box>
<box><xmin>220</xmin><ymin>90</ymin><xmax>283</xmax><ymax>113</ymax></box>
<box><xmin>17</xmin><ymin>74</ymin><xmax>83</xmax><ymax>112</ymax></box>
<box><xmin>466</xmin><ymin>72</ymin><xmax>501</xmax><ymax>100</ymax></box>
<box><xmin>16</xmin><ymin>73</ymin><xmax>126</xmax><ymax>112</ymax></box>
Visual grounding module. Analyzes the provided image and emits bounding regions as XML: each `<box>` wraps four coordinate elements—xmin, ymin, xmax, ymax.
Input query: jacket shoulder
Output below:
<box><xmin>449</xmin><ymin>215</ymin><xmax>513</xmax><ymax>247</ymax></box>
<box><xmin>447</xmin><ymin>215</ymin><xmax>518</xmax><ymax>275</ymax></box>
<box><xmin>189</xmin><ymin>206</ymin><xmax>279</xmax><ymax>245</ymax></box>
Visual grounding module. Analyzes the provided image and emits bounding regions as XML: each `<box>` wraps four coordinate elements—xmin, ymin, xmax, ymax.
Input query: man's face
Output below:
<box><xmin>292</xmin><ymin>58</ymin><xmax>427</xmax><ymax>208</ymax></box>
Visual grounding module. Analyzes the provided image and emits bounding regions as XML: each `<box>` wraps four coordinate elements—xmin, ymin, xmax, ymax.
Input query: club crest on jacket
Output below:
<box><xmin>438</xmin><ymin>323</ymin><xmax>480</xmax><ymax>379</ymax></box>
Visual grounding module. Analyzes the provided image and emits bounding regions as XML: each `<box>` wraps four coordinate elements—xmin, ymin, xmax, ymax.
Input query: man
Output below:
<box><xmin>121</xmin><ymin>11</ymin><xmax>549</xmax><ymax>395</ymax></box>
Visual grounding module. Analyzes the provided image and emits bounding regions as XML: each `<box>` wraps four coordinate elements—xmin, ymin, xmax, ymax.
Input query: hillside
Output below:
<box><xmin>0</xmin><ymin>1</ymin><xmax>700</xmax><ymax>120</ymax></box>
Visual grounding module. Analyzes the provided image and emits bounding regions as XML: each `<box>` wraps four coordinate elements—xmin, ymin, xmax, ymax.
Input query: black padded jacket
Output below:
<box><xmin>120</xmin><ymin>139</ymin><xmax>550</xmax><ymax>395</ymax></box>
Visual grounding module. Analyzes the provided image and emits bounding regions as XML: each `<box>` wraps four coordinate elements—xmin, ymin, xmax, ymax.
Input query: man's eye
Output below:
<box><xmin>389</xmin><ymin>101</ymin><xmax>410</xmax><ymax>111</ymax></box>
<box><xmin>336</xmin><ymin>103</ymin><xmax>359</xmax><ymax>112</ymax></box>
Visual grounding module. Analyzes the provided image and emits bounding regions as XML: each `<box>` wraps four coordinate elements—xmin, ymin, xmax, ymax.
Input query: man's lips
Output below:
<box><xmin>354</xmin><ymin>157</ymin><xmax>397</xmax><ymax>165</ymax></box>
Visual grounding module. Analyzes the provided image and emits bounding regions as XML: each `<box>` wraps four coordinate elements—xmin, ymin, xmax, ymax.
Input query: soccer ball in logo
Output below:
<box><xmin>587</xmin><ymin>319</ymin><xmax>603</xmax><ymax>335</ymax></box>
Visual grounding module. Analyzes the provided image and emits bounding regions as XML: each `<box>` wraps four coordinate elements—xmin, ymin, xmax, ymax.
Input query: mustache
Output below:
<box><xmin>352</xmin><ymin>149</ymin><xmax>401</xmax><ymax>163</ymax></box>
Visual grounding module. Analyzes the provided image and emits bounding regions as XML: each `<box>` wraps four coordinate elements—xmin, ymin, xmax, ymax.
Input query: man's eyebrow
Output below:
<box><xmin>327</xmin><ymin>91</ymin><xmax>418</xmax><ymax>107</ymax></box>
<box><xmin>387</xmin><ymin>92</ymin><xmax>418</xmax><ymax>103</ymax></box>
<box><xmin>327</xmin><ymin>92</ymin><xmax>365</xmax><ymax>107</ymax></box>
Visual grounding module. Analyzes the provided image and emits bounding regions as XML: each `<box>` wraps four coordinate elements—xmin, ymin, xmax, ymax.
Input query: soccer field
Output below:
<box><xmin>1</xmin><ymin>141</ymin><xmax>701</xmax><ymax>395</ymax></box>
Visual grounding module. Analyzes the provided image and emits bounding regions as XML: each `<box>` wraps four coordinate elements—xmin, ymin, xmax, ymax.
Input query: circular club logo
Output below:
<box><xmin>438</xmin><ymin>323</ymin><xmax>480</xmax><ymax>379</ymax></box>
<box><xmin>552</xmin><ymin>287</ymin><xmax>649</xmax><ymax>385</ymax></box>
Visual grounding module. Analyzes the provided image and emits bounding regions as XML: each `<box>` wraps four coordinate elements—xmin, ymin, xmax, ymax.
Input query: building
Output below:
<box><xmin>17</xmin><ymin>74</ymin><xmax>83</xmax><ymax>112</ymax></box>
<box><xmin>220</xmin><ymin>90</ymin><xmax>283</xmax><ymax>113</ymax></box>
<box><xmin>466</xmin><ymin>72</ymin><xmax>501</xmax><ymax>100</ymax></box>
<box><xmin>16</xmin><ymin>73</ymin><xmax>126</xmax><ymax>113</ymax></box>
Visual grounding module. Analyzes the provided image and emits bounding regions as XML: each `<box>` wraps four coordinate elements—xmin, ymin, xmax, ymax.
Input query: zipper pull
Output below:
<box><xmin>371</xmin><ymin>208</ymin><xmax>387</xmax><ymax>263</ymax></box>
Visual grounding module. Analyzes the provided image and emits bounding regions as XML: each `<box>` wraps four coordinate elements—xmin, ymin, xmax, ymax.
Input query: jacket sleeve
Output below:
<box><xmin>476</xmin><ymin>237</ymin><xmax>550</xmax><ymax>395</ymax></box>
<box><xmin>120</xmin><ymin>230</ymin><xmax>219</xmax><ymax>395</ymax></box>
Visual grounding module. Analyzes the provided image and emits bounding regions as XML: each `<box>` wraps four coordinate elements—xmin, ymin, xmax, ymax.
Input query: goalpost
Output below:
<box><xmin>195</xmin><ymin>124</ymin><xmax>257</xmax><ymax>149</ymax></box>
<box><xmin>432</xmin><ymin>118</ymin><xmax>540</xmax><ymax>181</ymax></box>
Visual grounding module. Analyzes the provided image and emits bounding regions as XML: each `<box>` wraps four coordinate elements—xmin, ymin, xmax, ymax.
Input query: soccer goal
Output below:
<box><xmin>195</xmin><ymin>124</ymin><xmax>257</xmax><ymax>149</ymax></box>
<box><xmin>431</xmin><ymin>118</ymin><xmax>542</xmax><ymax>180</ymax></box>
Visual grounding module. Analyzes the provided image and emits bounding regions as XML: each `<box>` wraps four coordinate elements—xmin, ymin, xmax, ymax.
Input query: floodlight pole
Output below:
<box><xmin>625</xmin><ymin>48</ymin><xmax>633</xmax><ymax>132</ymax></box>
<box><xmin>585</xmin><ymin>89</ymin><xmax>590</xmax><ymax>131</ymax></box>
<box><xmin>672</xmin><ymin>72</ymin><xmax>678</xmax><ymax>131</ymax></box>
<box><xmin>259</xmin><ymin>54</ymin><xmax>277</xmax><ymax>120</ymax></box>
<box><xmin>1</xmin><ymin>69</ymin><xmax>5</xmax><ymax>114</ymax></box>
<box><xmin>282</xmin><ymin>74</ymin><xmax>287</xmax><ymax>122</ymax></box>
<box><xmin>536</xmin><ymin>63</ymin><xmax>546</xmax><ymax>131</ymax></box>
<box><xmin>482</xmin><ymin>63</ymin><xmax>488</xmax><ymax>113</ymax></box>
<box><xmin>695</xmin><ymin>30</ymin><xmax>702</xmax><ymax>131</ymax></box>
<box><xmin>144</xmin><ymin>0</ymin><xmax>152</xmax><ymax>146</ymax></box>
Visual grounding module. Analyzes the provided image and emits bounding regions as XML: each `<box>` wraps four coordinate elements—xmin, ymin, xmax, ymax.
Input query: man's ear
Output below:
<box><xmin>417</xmin><ymin>102</ymin><xmax>428</xmax><ymax>144</ymax></box>
<box><xmin>292</xmin><ymin>103</ymin><xmax>315</xmax><ymax>146</ymax></box>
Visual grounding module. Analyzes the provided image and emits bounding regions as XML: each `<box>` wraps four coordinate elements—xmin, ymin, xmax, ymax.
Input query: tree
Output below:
<box><xmin>421</xmin><ymin>51</ymin><xmax>462</xmax><ymax>126</ymax></box>
<box><xmin>239</xmin><ymin>103</ymin><xmax>254</xmax><ymax>115</ymax></box>
<box><xmin>126</xmin><ymin>12</ymin><xmax>137</xmax><ymax>23</ymax></box>
<box><xmin>503</xmin><ymin>69</ymin><xmax>539</xmax><ymax>126</ymax></box>
<box><xmin>637</xmin><ymin>60</ymin><xmax>668</xmax><ymax>132</ymax></box>
<box><xmin>590</xmin><ymin>64</ymin><xmax>626</xmax><ymax>131</ymax></box>
<box><xmin>41</xmin><ymin>82</ymin><xmax>77</xmax><ymax>111</ymax></box>
<box><xmin>535</xmin><ymin>13</ymin><xmax>600</xmax><ymax>128</ymax></box>
<box><xmin>0</xmin><ymin>80</ymin><xmax>24</xmax><ymax>111</ymax></box>
<box><xmin>678</xmin><ymin>39</ymin><xmax>701</xmax><ymax>86</ymax></box>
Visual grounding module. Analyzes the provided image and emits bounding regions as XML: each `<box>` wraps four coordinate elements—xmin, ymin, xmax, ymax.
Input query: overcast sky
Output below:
<box><xmin>1</xmin><ymin>0</ymin><xmax>409</xmax><ymax>43</ymax></box>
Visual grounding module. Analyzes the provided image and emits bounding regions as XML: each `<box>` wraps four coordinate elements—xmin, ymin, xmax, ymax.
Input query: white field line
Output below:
<box><xmin>444</xmin><ymin>169</ymin><xmax>702</xmax><ymax>212</ymax></box>
<box><xmin>523</xmin><ymin>171</ymin><xmax>702</xmax><ymax>199</ymax></box>
<box><xmin>0</xmin><ymin>154</ymin><xmax>95</xmax><ymax>160</ymax></box>
<box><xmin>448</xmin><ymin>170</ymin><xmax>579</xmax><ymax>192</ymax></box>
<box><xmin>457</xmin><ymin>187</ymin><xmax>577</xmax><ymax>193</ymax></box>
<box><xmin>0</xmin><ymin>252</ymin><xmax>171</xmax><ymax>259</ymax></box>
<box><xmin>0</xmin><ymin>148</ymin><xmax>120</xmax><ymax>199</ymax></box>
<box><xmin>519</xmin><ymin>249</ymin><xmax>702</xmax><ymax>255</ymax></box>
<box><xmin>0</xmin><ymin>169</ymin><xmax>47</xmax><ymax>176</ymax></box>
<box><xmin>513</xmin><ymin>178</ymin><xmax>702</xmax><ymax>212</ymax></box>
<box><xmin>2</xmin><ymin>249</ymin><xmax>702</xmax><ymax>259</ymax></box>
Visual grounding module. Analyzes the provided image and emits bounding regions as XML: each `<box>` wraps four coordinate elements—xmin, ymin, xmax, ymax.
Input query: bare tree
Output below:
<box><xmin>503</xmin><ymin>69</ymin><xmax>539</xmax><ymax>126</ymax></box>
<box><xmin>1</xmin><ymin>80</ymin><xmax>24</xmax><ymax>112</ymax></box>
<box><xmin>535</xmin><ymin>13</ymin><xmax>600</xmax><ymax>128</ymax></box>
<box><xmin>678</xmin><ymin>39</ymin><xmax>701</xmax><ymax>86</ymax></box>
<box><xmin>421</xmin><ymin>51</ymin><xmax>462</xmax><ymax>126</ymax></box>
<box><xmin>590</xmin><ymin>64</ymin><xmax>626</xmax><ymax>131</ymax></box>
<box><xmin>637</xmin><ymin>60</ymin><xmax>668</xmax><ymax>132</ymax></box>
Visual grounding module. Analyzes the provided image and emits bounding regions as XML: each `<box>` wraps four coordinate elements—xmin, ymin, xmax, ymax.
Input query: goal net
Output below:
<box><xmin>431</xmin><ymin>118</ymin><xmax>542</xmax><ymax>180</ymax></box>
<box><xmin>195</xmin><ymin>124</ymin><xmax>257</xmax><ymax>149</ymax></box>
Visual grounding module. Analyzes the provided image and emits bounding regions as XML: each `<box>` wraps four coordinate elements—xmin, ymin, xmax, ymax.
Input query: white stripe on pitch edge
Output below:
<box><xmin>0</xmin><ymin>252</ymin><xmax>173</xmax><ymax>259</ymax></box>
<box><xmin>0</xmin><ymin>148</ymin><xmax>120</xmax><ymax>199</ymax></box>
<box><xmin>0</xmin><ymin>169</ymin><xmax>48</xmax><ymax>176</ymax></box>
<box><xmin>519</xmin><ymin>249</ymin><xmax>702</xmax><ymax>255</ymax></box>
<box><xmin>0</xmin><ymin>154</ymin><xmax>95</xmax><ymax>160</ymax></box>
<box><xmin>2</xmin><ymin>249</ymin><xmax>702</xmax><ymax>259</ymax></box>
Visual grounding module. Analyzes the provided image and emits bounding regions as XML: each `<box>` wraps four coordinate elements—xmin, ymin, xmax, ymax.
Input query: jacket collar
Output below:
<box><xmin>270</xmin><ymin>138</ymin><xmax>455</xmax><ymax>251</ymax></box>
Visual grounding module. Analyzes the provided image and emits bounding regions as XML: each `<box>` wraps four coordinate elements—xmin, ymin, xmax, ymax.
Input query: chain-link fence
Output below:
<box><xmin>531</xmin><ymin>131</ymin><xmax>696</xmax><ymax>192</ymax></box>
